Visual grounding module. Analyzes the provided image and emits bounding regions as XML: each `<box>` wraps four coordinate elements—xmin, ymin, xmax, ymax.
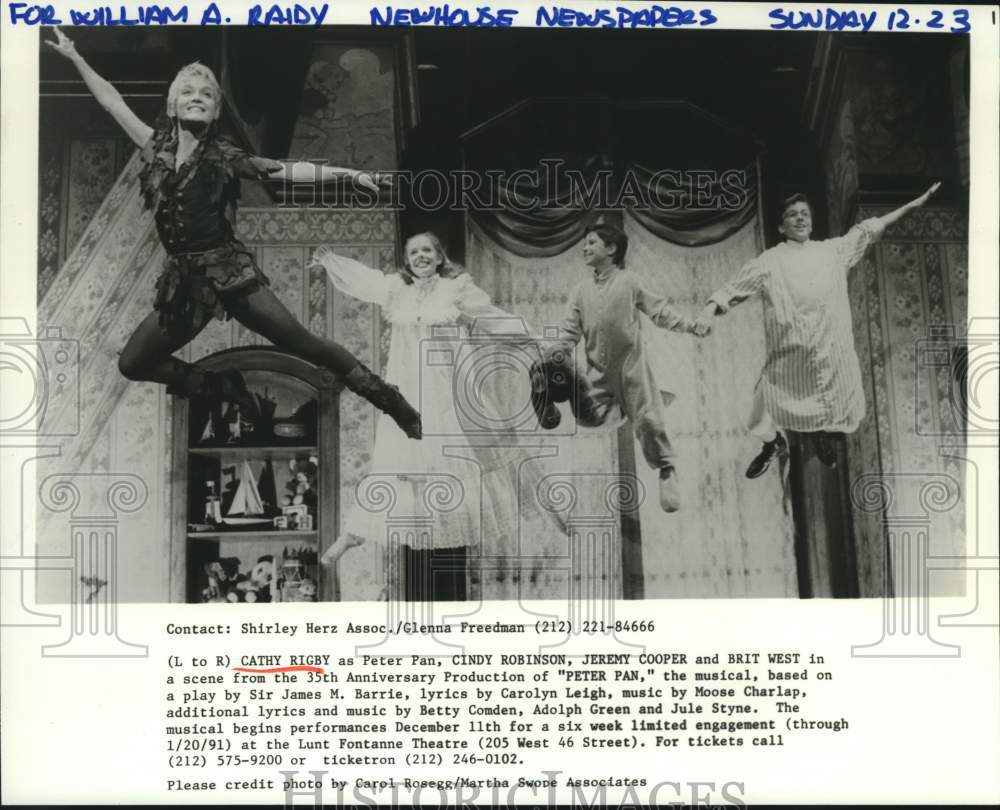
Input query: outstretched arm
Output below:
<box><xmin>556</xmin><ymin>285</ymin><xmax>584</xmax><ymax>349</ymax></box>
<box><xmin>871</xmin><ymin>182</ymin><xmax>941</xmax><ymax>231</ymax></box>
<box><xmin>267</xmin><ymin>163</ymin><xmax>390</xmax><ymax>193</ymax></box>
<box><xmin>309</xmin><ymin>246</ymin><xmax>390</xmax><ymax>306</ymax></box>
<box><xmin>45</xmin><ymin>27</ymin><xmax>153</xmax><ymax>148</ymax></box>
<box><xmin>693</xmin><ymin>257</ymin><xmax>768</xmax><ymax>336</ymax></box>
<box><xmin>456</xmin><ymin>277</ymin><xmax>537</xmax><ymax>343</ymax></box>
<box><xmin>632</xmin><ymin>277</ymin><xmax>699</xmax><ymax>335</ymax></box>
<box><xmin>830</xmin><ymin>182</ymin><xmax>942</xmax><ymax>271</ymax></box>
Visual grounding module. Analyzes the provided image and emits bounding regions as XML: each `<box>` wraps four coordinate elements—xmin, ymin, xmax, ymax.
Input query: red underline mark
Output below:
<box><xmin>232</xmin><ymin>665</ymin><xmax>325</xmax><ymax>674</ymax></box>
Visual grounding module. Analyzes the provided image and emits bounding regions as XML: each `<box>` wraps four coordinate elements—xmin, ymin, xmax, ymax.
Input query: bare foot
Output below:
<box><xmin>321</xmin><ymin>534</ymin><xmax>364</xmax><ymax>565</ymax></box>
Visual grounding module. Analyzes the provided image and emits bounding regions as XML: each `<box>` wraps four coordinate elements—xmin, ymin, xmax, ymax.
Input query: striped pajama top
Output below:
<box><xmin>708</xmin><ymin>219</ymin><xmax>885</xmax><ymax>434</ymax></box>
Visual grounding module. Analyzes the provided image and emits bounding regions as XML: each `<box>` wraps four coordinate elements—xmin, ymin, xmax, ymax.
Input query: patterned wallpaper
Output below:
<box><xmin>819</xmin><ymin>41</ymin><xmax>968</xmax><ymax>598</ymax></box>
<box><xmin>37</xmin><ymin>97</ymin><xmax>160</xmax><ymax>301</ymax></box>
<box><xmin>847</xmin><ymin>206</ymin><xmax>968</xmax><ymax>597</ymax></box>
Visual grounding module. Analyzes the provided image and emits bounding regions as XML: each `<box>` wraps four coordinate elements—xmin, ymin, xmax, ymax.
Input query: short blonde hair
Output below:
<box><xmin>166</xmin><ymin>62</ymin><xmax>222</xmax><ymax>121</ymax></box>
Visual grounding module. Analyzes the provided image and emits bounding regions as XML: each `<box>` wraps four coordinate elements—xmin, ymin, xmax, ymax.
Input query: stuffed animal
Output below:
<box><xmin>529</xmin><ymin>350</ymin><xmax>600</xmax><ymax>429</ymax></box>
<box><xmin>283</xmin><ymin>458</ymin><xmax>318</xmax><ymax>510</ymax></box>
<box><xmin>202</xmin><ymin>557</ymin><xmax>241</xmax><ymax>603</ymax></box>
<box><xmin>237</xmin><ymin>555</ymin><xmax>275</xmax><ymax>603</ymax></box>
<box><xmin>204</xmin><ymin>555</ymin><xmax>275</xmax><ymax>603</ymax></box>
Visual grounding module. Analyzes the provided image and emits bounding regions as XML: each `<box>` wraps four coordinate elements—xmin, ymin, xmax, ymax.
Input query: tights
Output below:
<box><xmin>118</xmin><ymin>284</ymin><xmax>359</xmax><ymax>389</ymax></box>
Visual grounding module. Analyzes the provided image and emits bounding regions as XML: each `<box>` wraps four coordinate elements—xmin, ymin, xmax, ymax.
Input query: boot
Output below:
<box><xmin>165</xmin><ymin>363</ymin><xmax>208</xmax><ymax>399</ymax></box>
<box><xmin>745</xmin><ymin>432</ymin><xmax>788</xmax><ymax>479</ymax></box>
<box><xmin>343</xmin><ymin>364</ymin><xmax>422</xmax><ymax>439</ymax></box>
<box><xmin>530</xmin><ymin>360</ymin><xmax>561</xmax><ymax>429</ymax></box>
<box><xmin>658</xmin><ymin>465</ymin><xmax>681</xmax><ymax>513</ymax></box>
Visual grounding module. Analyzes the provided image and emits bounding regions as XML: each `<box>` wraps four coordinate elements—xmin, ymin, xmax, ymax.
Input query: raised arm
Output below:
<box><xmin>309</xmin><ymin>246</ymin><xmax>390</xmax><ymax>306</ymax></box>
<box><xmin>872</xmin><ymin>182</ymin><xmax>941</xmax><ymax>232</ymax></box>
<box><xmin>45</xmin><ymin>27</ymin><xmax>153</xmax><ymax>148</ymax></box>
<box><xmin>828</xmin><ymin>182</ymin><xmax>941</xmax><ymax>272</ymax></box>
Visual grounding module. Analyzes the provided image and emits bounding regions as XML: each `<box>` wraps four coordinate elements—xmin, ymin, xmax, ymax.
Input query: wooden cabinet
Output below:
<box><xmin>169</xmin><ymin>348</ymin><xmax>341</xmax><ymax>603</ymax></box>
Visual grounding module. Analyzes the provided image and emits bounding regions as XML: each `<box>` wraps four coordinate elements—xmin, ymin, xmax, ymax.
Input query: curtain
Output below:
<box><xmin>466</xmin><ymin>222</ymin><xmax>618</xmax><ymax>603</ymax></box>
<box><xmin>465</xmin><ymin>216</ymin><xmax>798</xmax><ymax>600</ymax></box>
<box><xmin>468</xmin><ymin>160</ymin><xmax>759</xmax><ymax>258</ymax></box>
<box><xmin>35</xmin><ymin>149</ymin><xmax>177</xmax><ymax>602</ymax></box>
<box><xmin>624</xmin><ymin>215</ymin><xmax>797</xmax><ymax>597</ymax></box>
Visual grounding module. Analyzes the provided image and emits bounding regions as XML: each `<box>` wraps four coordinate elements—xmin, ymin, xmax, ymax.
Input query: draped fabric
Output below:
<box><xmin>624</xmin><ymin>216</ymin><xmax>797</xmax><ymax>597</ymax></box>
<box><xmin>461</xmin><ymin>96</ymin><xmax>793</xmax><ymax>596</ymax></box>
<box><xmin>467</xmin><ymin>158</ymin><xmax>760</xmax><ymax>257</ymax></box>
<box><xmin>35</xmin><ymin>149</ymin><xmax>177</xmax><ymax>601</ymax></box>
<box><xmin>466</xmin><ymin>222</ymin><xmax>617</xmax><ymax>602</ymax></box>
<box><xmin>467</xmin><ymin>213</ymin><xmax>798</xmax><ymax>599</ymax></box>
<box><xmin>462</xmin><ymin>99</ymin><xmax>763</xmax><ymax>257</ymax></box>
<box><xmin>470</xmin><ymin>155</ymin><xmax>612</xmax><ymax>258</ymax></box>
<box><xmin>626</xmin><ymin>162</ymin><xmax>759</xmax><ymax>247</ymax></box>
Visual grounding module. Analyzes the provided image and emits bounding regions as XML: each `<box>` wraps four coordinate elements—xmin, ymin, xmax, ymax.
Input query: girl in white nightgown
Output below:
<box><xmin>312</xmin><ymin>233</ymin><xmax>559</xmax><ymax>594</ymax></box>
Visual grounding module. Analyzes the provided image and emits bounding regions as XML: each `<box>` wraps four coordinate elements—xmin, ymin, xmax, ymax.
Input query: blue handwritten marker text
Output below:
<box><xmin>768</xmin><ymin>7</ymin><xmax>877</xmax><ymax>31</ymax></box>
<box><xmin>247</xmin><ymin>3</ymin><xmax>328</xmax><ymax>25</ymax></box>
<box><xmin>67</xmin><ymin>4</ymin><xmax>188</xmax><ymax>24</ymax></box>
<box><xmin>370</xmin><ymin>5</ymin><xmax>518</xmax><ymax>26</ymax></box>
<box><xmin>535</xmin><ymin>5</ymin><xmax>717</xmax><ymax>28</ymax></box>
<box><xmin>9</xmin><ymin>2</ymin><xmax>61</xmax><ymax>23</ymax></box>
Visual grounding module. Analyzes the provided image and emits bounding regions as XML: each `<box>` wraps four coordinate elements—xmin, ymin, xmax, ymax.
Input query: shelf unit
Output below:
<box><xmin>169</xmin><ymin>348</ymin><xmax>341</xmax><ymax>603</ymax></box>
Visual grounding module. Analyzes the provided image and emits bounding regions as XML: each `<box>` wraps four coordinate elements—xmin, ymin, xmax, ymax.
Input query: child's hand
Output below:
<box><xmin>690</xmin><ymin>320</ymin><xmax>711</xmax><ymax>338</ymax></box>
<box><xmin>354</xmin><ymin>171</ymin><xmax>394</xmax><ymax>193</ymax></box>
<box><xmin>692</xmin><ymin>303</ymin><xmax>717</xmax><ymax>337</ymax></box>
<box><xmin>910</xmin><ymin>181</ymin><xmax>941</xmax><ymax>210</ymax></box>
<box><xmin>309</xmin><ymin>244</ymin><xmax>342</xmax><ymax>268</ymax></box>
<box><xmin>354</xmin><ymin>171</ymin><xmax>379</xmax><ymax>193</ymax></box>
<box><xmin>45</xmin><ymin>26</ymin><xmax>79</xmax><ymax>61</ymax></box>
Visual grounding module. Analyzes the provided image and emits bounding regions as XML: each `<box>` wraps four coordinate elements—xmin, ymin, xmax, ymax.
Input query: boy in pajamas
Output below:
<box><xmin>695</xmin><ymin>183</ymin><xmax>940</xmax><ymax>478</ymax></box>
<box><xmin>533</xmin><ymin>224</ymin><xmax>704</xmax><ymax>512</ymax></box>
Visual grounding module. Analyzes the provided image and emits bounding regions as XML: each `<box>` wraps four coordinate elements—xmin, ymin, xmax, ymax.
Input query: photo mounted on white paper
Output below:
<box><xmin>32</xmin><ymin>23</ymin><xmax>970</xmax><ymax>607</ymax></box>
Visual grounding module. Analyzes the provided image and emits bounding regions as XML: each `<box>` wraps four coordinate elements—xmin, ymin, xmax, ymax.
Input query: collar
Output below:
<box><xmin>592</xmin><ymin>263</ymin><xmax>619</xmax><ymax>283</ymax></box>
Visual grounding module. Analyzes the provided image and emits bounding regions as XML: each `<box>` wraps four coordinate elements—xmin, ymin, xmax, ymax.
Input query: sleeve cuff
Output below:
<box><xmin>707</xmin><ymin>295</ymin><xmax>729</xmax><ymax>314</ymax></box>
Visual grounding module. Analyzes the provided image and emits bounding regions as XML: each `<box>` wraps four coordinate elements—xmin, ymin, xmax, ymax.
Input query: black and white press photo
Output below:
<box><xmin>29</xmin><ymin>22</ymin><xmax>971</xmax><ymax>608</ymax></box>
<box><xmin>2</xmin><ymin>5</ymin><xmax>998</xmax><ymax>807</ymax></box>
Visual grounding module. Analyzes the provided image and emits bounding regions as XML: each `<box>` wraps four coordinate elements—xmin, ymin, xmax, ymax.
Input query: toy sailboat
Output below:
<box><xmin>226</xmin><ymin>460</ymin><xmax>264</xmax><ymax>516</ymax></box>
